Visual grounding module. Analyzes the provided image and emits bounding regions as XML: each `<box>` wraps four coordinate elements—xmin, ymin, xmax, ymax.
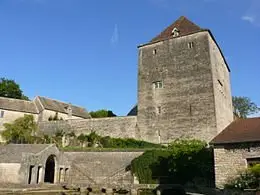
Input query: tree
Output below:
<box><xmin>232</xmin><ymin>96</ymin><xmax>260</xmax><ymax>118</ymax></box>
<box><xmin>1</xmin><ymin>115</ymin><xmax>37</xmax><ymax>143</ymax></box>
<box><xmin>0</xmin><ymin>78</ymin><xmax>29</xmax><ymax>100</ymax></box>
<box><xmin>89</xmin><ymin>109</ymin><xmax>117</xmax><ymax>118</ymax></box>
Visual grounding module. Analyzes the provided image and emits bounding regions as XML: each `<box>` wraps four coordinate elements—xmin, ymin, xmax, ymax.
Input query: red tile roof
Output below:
<box><xmin>151</xmin><ymin>16</ymin><xmax>203</xmax><ymax>42</ymax></box>
<box><xmin>211</xmin><ymin>117</ymin><xmax>260</xmax><ymax>144</ymax></box>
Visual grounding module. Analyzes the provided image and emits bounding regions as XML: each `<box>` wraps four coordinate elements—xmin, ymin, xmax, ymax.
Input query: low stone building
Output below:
<box><xmin>0</xmin><ymin>144</ymin><xmax>70</xmax><ymax>184</ymax></box>
<box><xmin>211</xmin><ymin>117</ymin><xmax>260</xmax><ymax>188</ymax></box>
<box><xmin>0</xmin><ymin>96</ymin><xmax>91</xmax><ymax>141</ymax></box>
<box><xmin>0</xmin><ymin>144</ymin><xmax>142</xmax><ymax>186</ymax></box>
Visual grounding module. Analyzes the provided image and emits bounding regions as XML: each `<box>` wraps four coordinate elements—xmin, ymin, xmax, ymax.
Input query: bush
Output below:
<box><xmin>225</xmin><ymin>171</ymin><xmax>258</xmax><ymax>190</ymax></box>
<box><xmin>225</xmin><ymin>164</ymin><xmax>260</xmax><ymax>190</ymax></box>
<box><xmin>131</xmin><ymin>139</ymin><xmax>214</xmax><ymax>186</ymax></box>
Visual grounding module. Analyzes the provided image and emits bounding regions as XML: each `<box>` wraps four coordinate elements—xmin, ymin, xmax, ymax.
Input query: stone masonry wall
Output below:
<box><xmin>137</xmin><ymin>31</ymin><xmax>218</xmax><ymax>143</ymax></box>
<box><xmin>39</xmin><ymin>116</ymin><xmax>138</xmax><ymax>139</ymax></box>
<box><xmin>0</xmin><ymin>163</ymin><xmax>21</xmax><ymax>183</ymax></box>
<box><xmin>64</xmin><ymin>151</ymin><xmax>143</xmax><ymax>185</ymax></box>
<box><xmin>208</xmin><ymin>35</ymin><xmax>233</xmax><ymax>134</ymax></box>
<box><xmin>0</xmin><ymin>110</ymin><xmax>38</xmax><ymax>142</ymax></box>
<box><xmin>214</xmin><ymin>144</ymin><xmax>260</xmax><ymax>188</ymax></box>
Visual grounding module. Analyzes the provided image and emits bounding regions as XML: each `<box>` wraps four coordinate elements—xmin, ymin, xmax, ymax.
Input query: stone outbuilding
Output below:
<box><xmin>0</xmin><ymin>96</ymin><xmax>91</xmax><ymax>142</ymax></box>
<box><xmin>211</xmin><ymin>117</ymin><xmax>260</xmax><ymax>188</ymax></box>
<box><xmin>0</xmin><ymin>144</ymin><xmax>70</xmax><ymax>184</ymax></box>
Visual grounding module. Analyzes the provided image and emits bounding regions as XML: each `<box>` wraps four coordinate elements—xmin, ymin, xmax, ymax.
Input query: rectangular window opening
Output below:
<box><xmin>157</xmin><ymin>106</ymin><xmax>161</xmax><ymax>114</ymax></box>
<box><xmin>188</xmin><ymin>42</ymin><xmax>194</xmax><ymax>49</ymax></box>
<box><xmin>153</xmin><ymin>81</ymin><xmax>163</xmax><ymax>89</ymax></box>
<box><xmin>28</xmin><ymin>165</ymin><xmax>34</xmax><ymax>184</ymax></box>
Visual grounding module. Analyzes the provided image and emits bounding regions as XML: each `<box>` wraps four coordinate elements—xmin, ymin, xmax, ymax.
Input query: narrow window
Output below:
<box><xmin>28</xmin><ymin>165</ymin><xmax>34</xmax><ymax>184</ymax></box>
<box><xmin>153</xmin><ymin>49</ymin><xmax>157</xmax><ymax>55</ymax></box>
<box><xmin>0</xmin><ymin>110</ymin><xmax>4</xmax><ymax>118</ymax></box>
<box><xmin>64</xmin><ymin>168</ymin><xmax>69</xmax><ymax>182</ymax></box>
<box><xmin>188</xmin><ymin>42</ymin><xmax>194</xmax><ymax>49</ymax></box>
<box><xmin>36</xmin><ymin>166</ymin><xmax>42</xmax><ymax>184</ymax></box>
<box><xmin>153</xmin><ymin>81</ymin><xmax>163</xmax><ymax>89</ymax></box>
<box><xmin>218</xmin><ymin>79</ymin><xmax>223</xmax><ymax>87</ymax></box>
<box><xmin>157</xmin><ymin>106</ymin><xmax>161</xmax><ymax>114</ymax></box>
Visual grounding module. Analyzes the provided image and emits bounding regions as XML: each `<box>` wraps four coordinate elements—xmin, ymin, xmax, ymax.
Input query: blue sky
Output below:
<box><xmin>0</xmin><ymin>0</ymin><xmax>259</xmax><ymax>116</ymax></box>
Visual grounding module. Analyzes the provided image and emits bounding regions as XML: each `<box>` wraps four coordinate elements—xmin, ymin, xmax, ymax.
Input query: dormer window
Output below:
<box><xmin>172</xmin><ymin>27</ymin><xmax>180</xmax><ymax>37</ymax></box>
<box><xmin>65</xmin><ymin>105</ymin><xmax>72</xmax><ymax>118</ymax></box>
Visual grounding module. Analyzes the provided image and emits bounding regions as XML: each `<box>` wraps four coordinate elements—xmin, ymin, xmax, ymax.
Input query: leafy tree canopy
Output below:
<box><xmin>89</xmin><ymin>109</ymin><xmax>117</xmax><ymax>118</ymax></box>
<box><xmin>232</xmin><ymin>96</ymin><xmax>260</xmax><ymax>118</ymax></box>
<box><xmin>1</xmin><ymin>115</ymin><xmax>37</xmax><ymax>143</ymax></box>
<box><xmin>0</xmin><ymin>78</ymin><xmax>29</xmax><ymax>100</ymax></box>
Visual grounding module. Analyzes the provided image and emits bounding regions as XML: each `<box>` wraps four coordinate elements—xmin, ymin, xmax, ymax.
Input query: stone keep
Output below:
<box><xmin>137</xmin><ymin>16</ymin><xmax>233</xmax><ymax>143</ymax></box>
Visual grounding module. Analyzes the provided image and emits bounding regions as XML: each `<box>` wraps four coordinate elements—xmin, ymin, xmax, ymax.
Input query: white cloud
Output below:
<box><xmin>241</xmin><ymin>0</ymin><xmax>260</xmax><ymax>26</ymax></box>
<box><xmin>241</xmin><ymin>15</ymin><xmax>255</xmax><ymax>23</ymax></box>
<box><xmin>110</xmin><ymin>24</ymin><xmax>119</xmax><ymax>46</ymax></box>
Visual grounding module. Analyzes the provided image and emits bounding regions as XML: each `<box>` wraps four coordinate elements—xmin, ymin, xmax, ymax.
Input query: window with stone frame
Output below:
<box><xmin>188</xmin><ymin>42</ymin><xmax>194</xmax><ymax>49</ymax></box>
<box><xmin>153</xmin><ymin>81</ymin><xmax>163</xmax><ymax>89</ymax></box>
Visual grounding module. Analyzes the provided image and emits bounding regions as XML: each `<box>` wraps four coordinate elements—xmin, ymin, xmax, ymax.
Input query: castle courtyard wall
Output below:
<box><xmin>64</xmin><ymin>151</ymin><xmax>143</xmax><ymax>185</ymax></box>
<box><xmin>39</xmin><ymin>116</ymin><xmax>138</xmax><ymax>139</ymax></box>
<box><xmin>214</xmin><ymin>144</ymin><xmax>260</xmax><ymax>188</ymax></box>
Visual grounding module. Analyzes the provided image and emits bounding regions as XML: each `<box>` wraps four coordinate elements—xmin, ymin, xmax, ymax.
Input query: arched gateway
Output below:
<box><xmin>44</xmin><ymin>155</ymin><xmax>56</xmax><ymax>183</ymax></box>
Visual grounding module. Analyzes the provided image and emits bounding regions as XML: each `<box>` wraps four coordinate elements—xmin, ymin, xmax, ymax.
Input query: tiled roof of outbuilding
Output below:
<box><xmin>211</xmin><ymin>117</ymin><xmax>260</xmax><ymax>144</ymax></box>
<box><xmin>0</xmin><ymin>97</ymin><xmax>38</xmax><ymax>114</ymax></box>
<box><xmin>36</xmin><ymin>96</ymin><xmax>91</xmax><ymax>119</ymax></box>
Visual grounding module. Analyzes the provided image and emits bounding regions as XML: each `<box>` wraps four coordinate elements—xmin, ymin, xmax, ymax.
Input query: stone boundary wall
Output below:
<box><xmin>64</xmin><ymin>151</ymin><xmax>143</xmax><ymax>185</ymax></box>
<box><xmin>38</xmin><ymin>116</ymin><xmax>139</xmax><ymax>139</ymax></box>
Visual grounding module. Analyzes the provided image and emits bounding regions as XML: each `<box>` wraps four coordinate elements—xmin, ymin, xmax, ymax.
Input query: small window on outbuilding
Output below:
<box><xmin>153</xmin><ymin>81</ymin><xmax>163</xmax><ymax>89</ymax></box>
<box><xmin>188</xmin><ymin>42</ymin><xmax>194</xmax><ymax>49</ymax></box>
<box><xmin>0</xmin><ymin>110</ymin><xmax>4</xmax><ymax>118</ymax></box>
<box><xmin>153</xmin><ymin>49</ymin><xmax>157</xmax><ymax>55</ymax></box>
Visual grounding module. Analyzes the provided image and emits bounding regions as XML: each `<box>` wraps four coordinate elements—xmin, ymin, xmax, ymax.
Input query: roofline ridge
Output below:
<box><xmin>35</xmin><ymin>144</ymin><xmax>56</xmax><ymax>155</ymax></box>
<box><xmin>0</xmin><ymin>96</ymin><xmax>32</xmax><ymax>103</ymax></box>
<box><xmin>38</xmin><ymin>95</ymin><xmax>86</xmax><ymax>110</ymax></box>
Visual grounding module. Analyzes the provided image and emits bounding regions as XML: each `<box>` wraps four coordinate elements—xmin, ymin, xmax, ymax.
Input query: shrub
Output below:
<box><xmin>131</xmin><ymin>139</ymin><xmax>214</xmax><ymax>186</ymax></box>
<box><xmin>225</xmin><ymin>164</ymin><xmax>260</xmax><ymax>190</ymax></box>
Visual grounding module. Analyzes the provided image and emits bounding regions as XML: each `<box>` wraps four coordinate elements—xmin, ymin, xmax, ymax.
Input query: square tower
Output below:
<box><xmin>137</xmin><ymin>16</ymin><xmax>233</xmax><ymax>144</ymax></box>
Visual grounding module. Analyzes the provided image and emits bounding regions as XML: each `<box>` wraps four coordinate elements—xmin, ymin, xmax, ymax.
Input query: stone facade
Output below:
<box><xmin>137</xmin><ymin>31</ymin><xmax>233</xmax><ymax>143</ymax></box>
<box><xmin>0</xmin><ymin>109</ymin><xmax>39</xmax><ymax>142</ymax></box>
<box><xmin>38</xmin><ymin>116</ymin><xmax>138</xmax><ymax>139</ymax></box>
<box><xmin>0</xmin><ymin>144</ymin><xmax>142</xmax><ymax>186</ymax></box>
<box><xmin>64</xmin><ymin>151</ymin><xmax>143</xmax><ymax>185</ymax></box>
<box><xmin>214</xmin><ymin>143</ymin><xmax>260</xmax><ymax>188</ymax></box>
<box><xmin>0</xmin><ymin>96</ymin><xmax>90</xmax><ymax>142</ymax></box>
<box><xmin>0</xmin><ymin>144</ymin><xmax>70</xmax><ymax>184</ymax></box>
